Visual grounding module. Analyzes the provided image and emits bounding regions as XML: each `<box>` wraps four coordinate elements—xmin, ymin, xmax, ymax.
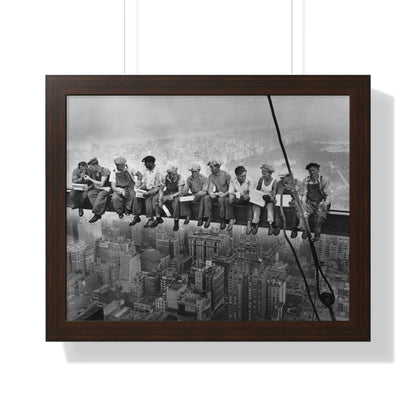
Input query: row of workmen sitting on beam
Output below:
<box><xmin>70</xmin><ymin>155</ymin><xmax>332</xmax><ymax>240</ymax></box>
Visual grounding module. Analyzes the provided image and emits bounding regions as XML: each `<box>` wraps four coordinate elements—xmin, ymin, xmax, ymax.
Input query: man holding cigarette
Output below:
<box><xmin>70</xmin><ymin>161</ymin><xmax>90</xmax><ymax>217</ymax></box>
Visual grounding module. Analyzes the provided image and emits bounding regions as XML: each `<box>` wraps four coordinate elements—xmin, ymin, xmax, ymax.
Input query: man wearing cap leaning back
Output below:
<box><xmin>84</xmin><ymin>158</ymin><xmax>112</xmax><ymax>223</ymax></box>
<box><xmin>110</xmin><ymin>157</ymin><xmax>138</xmax><ymax>220</ymax></box>
<box><xmin>158</xmin><ymin>165</ymin><xmax>185</xmax><ymax>231</ymax></box>
<box><xmin>134</xmin><ymin>155</ymin><xmax>164</xmax><ymax>229</ymax></box>
<box><xmin>207</xmin><ymin>160</ymin><xmax>232</xmax><ymax>230</ymax></box>
<box><xmin>252</xmin><ymin>163</ymin><xmax>279</xmax><ymax>235</ymax></box>
<box><xmin>274</xmin><ymin>172</ymin><xmax>301</xmax><ymax>237</ymax></box>
<box><xmin>294</xmin><ymin>162</ymin><xmax>332</xmax><ymax>241</ymax></box>
<box><xmin>228</xmin><ymin>166</ymin><xmax>253</xmax><ymax>233</ymax></box>
<box><xmin>181</xmin><ymin>163</ymin><xmax>210</xmax><ymax>227</ymax></box>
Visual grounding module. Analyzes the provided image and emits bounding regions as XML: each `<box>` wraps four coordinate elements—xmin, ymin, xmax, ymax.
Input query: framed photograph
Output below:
<box><xmin>46</xmin><ymin>75</ymin><xmax>370</xmax><ymax>341</ymax></box>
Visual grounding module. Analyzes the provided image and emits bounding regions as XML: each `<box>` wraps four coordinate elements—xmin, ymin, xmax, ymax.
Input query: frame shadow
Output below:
<box><xmin>63</xmin><ymin>89</ymin><xmax>393</xmax><ymax>363</ymax></box>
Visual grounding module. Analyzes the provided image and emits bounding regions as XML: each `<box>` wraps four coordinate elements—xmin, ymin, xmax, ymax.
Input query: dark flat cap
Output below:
<box><xmin>142</xmin><ymin>155</ymin><xmax>156</xmax><ymax>163</ymax></box>
<box><xmin>87</xmin><ymin>157</ymin><xmax>99</xmax><ymax>165</ymax></box>
<box><xmin>305</xmin><ymin>162</ymin><xmax>320</xmax><ymax>170</ymax></box>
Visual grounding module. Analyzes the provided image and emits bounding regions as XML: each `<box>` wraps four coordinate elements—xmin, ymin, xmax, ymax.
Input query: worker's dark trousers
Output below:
<box><xmin>132</xmin><ymin>193</ymin><xmax>159</xmax><ymax>218</ymax></box>
<box><xmin>296</xmin><ymin>201</ymin><xmax>327</xmax><ymax>233</ymax></box>
<box><xmin>157</xmin><ymin>195</ymin><xmax>181</xmax><ymax>219</ymax></box>
<box><xmin>228</xmin><ymin>196</ymin><xmax>253</xmax><ymax>222</ymax></box>
<box><xmin>70</xmin><ymin>190</ymin><xmax>88</xmax><ymax>209</ymax></box>
<box><xmin>181</xmin><ymin>194</ymin><xmax>211</xmax><ymax>220</ymax></box>
<box><xmin>206</xmin><ymin>195</ymin><xmax>232</xmax><ymax>220</ymax></box>
<box><xmin>87</xmin><ymin>189</ymin><xmax>111</xmax><ymax>216</ymax></box>
<box><xmin>111</xmin><ymin>188</ymin><xmax>135</xmax><ymax>215</ymax></box>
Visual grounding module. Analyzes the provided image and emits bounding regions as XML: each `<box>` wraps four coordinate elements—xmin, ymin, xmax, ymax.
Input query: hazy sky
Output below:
<box><xmin>67</xmin><ymin>95</ymin><xmax>349</xmax><ymax>143</ymax></box>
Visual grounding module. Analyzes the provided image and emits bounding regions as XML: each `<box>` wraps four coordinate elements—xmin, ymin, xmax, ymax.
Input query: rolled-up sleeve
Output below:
<box><xmin>322</xmin><ymin>178</ymin><xmax>332</xmax><ymax>205</ymax></box>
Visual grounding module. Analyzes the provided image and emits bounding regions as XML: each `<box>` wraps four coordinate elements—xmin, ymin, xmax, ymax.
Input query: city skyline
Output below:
<box><xmin>67</xmin><ymin>211</ymin><xmax>349</xmax><ymax>322</ymax></box>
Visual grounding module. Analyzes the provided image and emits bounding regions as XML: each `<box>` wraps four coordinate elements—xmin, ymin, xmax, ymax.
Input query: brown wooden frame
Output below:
<box><xmin>46</xmin><ymin>75</ymin><xmax>370</xmax><ymax>341</ymax></box>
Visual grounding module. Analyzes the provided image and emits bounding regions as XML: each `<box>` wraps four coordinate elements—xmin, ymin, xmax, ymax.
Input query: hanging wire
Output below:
<box><xmin>267</xmin><ymin>95</ymin><xmax>337</xmax><ymax>321</ymax></box>
<box><xmin>279</xmin><ymin>194</ymin><xmax>320</xmax><ymax>321</ymax></box>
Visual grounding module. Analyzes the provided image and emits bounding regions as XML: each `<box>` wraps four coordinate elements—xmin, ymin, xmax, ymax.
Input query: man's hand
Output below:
<box><xmin>242</xmin><ymin>194</ymin><xmax>250</xmax><ymax>201</ymax></box>
<box><xmin>83</xmin><ymin>174</ymin><xmax>92</xmax><ymax>182</ymax></box>
<box><xmin>196</xmin><ymin>191</ymin><xmax>206</xmax><ymax>198</ymax></box>
<box><xmin>218</xmin><ymin>191</ymin><xmax>225</xmax><ymax>198</ymax></box>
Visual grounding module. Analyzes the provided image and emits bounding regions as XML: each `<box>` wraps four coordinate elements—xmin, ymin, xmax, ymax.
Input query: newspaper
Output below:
<box><xmin>249</xmin><ymin>189</ymin><xmax>266</xmax><ymax>207</ymax></box>
<box><xmin>275</xmin><ymin>194</ymin><xmax>292</xmax><ymax>207</ymax></box>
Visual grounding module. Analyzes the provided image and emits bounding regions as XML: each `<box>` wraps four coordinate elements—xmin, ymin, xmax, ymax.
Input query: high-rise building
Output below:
<box><xmin>267</xmin><ymin>278</ymin><xmax>287</xmax><ymax>318</ymax></box>
<box><xmin>119</xmin><ymin>250</ymin><xmax>141</xmax><ymax>282</ymax></box>
<box><xmin>67</xmin><ymin>241</ymin><xmax>94</xmax><ymax>273</ymax></box>
<box><xmin>195</xmin><ymin>293</ymin><xmax>212</xmax><ymax>321</ymax></box>
<box><xmin>248</xmin><ymin>266</ymin><xmax>268</xmax><ymax>321</ymax></box>
<box><xmin>234</xmin><ymin>235</ymin><xmax>262</xmax><ymax>264</ymax></box>
<box><xmin>95</xmin><ymin>237</ymin><xmax>132</xmax><ymax>264</ymax></box>
<box><xmin>156</xmin><ymin>233</ymin><xmax>179</xmax><ymax>258</ymax></box>
<box><xmin>166</xmin><ymin>282</ymin><xmax>187</xmax><ymax>311</ymax></box>
<box><xmin>315</xmin><ymin>235</ymin><xmax>350</xmax><ymax>262</ymax></box>
<box><xmin>131</xmin><ymin>224</ymin><xmax>144</xmax><ymax>246</ymax></box>
<box><xmin>228</xmin><ymin>263</ymin><xmax>249</xmax><ymax>320</ymax></box>
<box><xmin>144</xmin><ymin>272</ymin><xmax>161</xmax><ymax>296</ymax></box>
<box><xmin>188</xmin><ymin>231</ymin><xmax>232</xmax><ymax>266</ymax></box>
<box><xmin>191</xmin><ymin>263</ymin><xmax>225</xmax><ymax>312</ymax></box>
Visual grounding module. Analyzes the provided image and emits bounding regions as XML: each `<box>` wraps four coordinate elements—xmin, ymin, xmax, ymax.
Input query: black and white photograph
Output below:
<box><xmin>66</xmin><ymin>95</ymin><xmax>350</xmax><ymax>322</ymax></box>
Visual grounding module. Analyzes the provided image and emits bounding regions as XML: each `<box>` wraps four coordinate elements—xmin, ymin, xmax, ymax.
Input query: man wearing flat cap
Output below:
<box><xmin>134</xmin><ymin>155</ymin><xmax>164</xmax><ymax>228</ymax></box>
<box><xmin>207</xmin><ymin>160</ymin><xmax>232</xmax><ymax>230</ymax></box>
<box><xmin>252</xmin><ymin>163</ymin><xmax>279</xmax><ymax>235</ymax></box>
<box><xmin>84</xmin><ymin>158</ymin><xmax>112</xmax><ymax>223</ymax></box>
<box><xmin>157</xmin><ymin>165</ymin><xmax>185</xmax><ymax>231</ymax></box>
<box><xmin>294</xmin><ymin>162</ymin><xmax>332</xmax><ymax>241</ymax></box>
<box><xmin>110</xmin><ymin>157</ymin><xmax>138</xmax><ymax>219</ymax></box>
<box><xmin>228</xmin><ymin>166</ymin><xmax>253</xmax><ymax>233</ymax></box>
<box><xmin>181</xmin><ymin>163</ymin><xmax>210</xmax><ymax>226</ymax></box>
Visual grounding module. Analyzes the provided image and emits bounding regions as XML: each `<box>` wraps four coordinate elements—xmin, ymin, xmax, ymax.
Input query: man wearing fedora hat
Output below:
<box><xmin>181</xmin><ymin>163</ymin><xmax>210</xmax><ymax>226</ymax></box>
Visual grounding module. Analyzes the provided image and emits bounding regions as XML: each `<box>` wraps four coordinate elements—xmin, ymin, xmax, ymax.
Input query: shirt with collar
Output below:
<box><xmin>229</xmin><ymin>176</ymin><xmax>252</xmax><ymax>196</ymax></box>
<box><xmin>302</xmin><ymin>175</ymin><xmax>332</xmax><ymax>204</ymax></box>
<box><xmin>142</xmin><ymin>166</ymin><xmax>163</xmax><ymax>190</ymax></box>
<box><xmin>184</xmin><ymin>174</ymin><xmax>208</xmax><ymax>194</ymax></box>
<box><xmin>163</xmin><ymin>173</ymin><xmax>185</xmax><ymax>193</ymax></box>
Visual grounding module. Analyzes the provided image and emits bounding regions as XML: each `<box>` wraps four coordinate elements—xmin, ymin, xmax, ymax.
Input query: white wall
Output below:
<box><xmin>1</xmin><ymin>1</ymin><xmax>413</xmax><ymax>415</ymax></box>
